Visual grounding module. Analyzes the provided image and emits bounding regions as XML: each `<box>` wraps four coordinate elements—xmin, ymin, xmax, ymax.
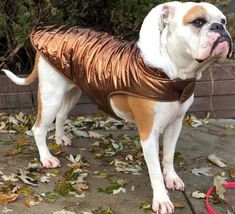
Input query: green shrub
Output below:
<box><xmin>0</xmin><ymin>0</ymin><xmax>233</xmax><ymax>74</ymax></box>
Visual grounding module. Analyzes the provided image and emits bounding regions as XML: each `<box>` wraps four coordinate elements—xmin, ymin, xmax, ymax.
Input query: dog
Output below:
<box><xmin>3</xmin><ymin>1</ymin><xmax>233</xmax><ymax>213</ymax></box>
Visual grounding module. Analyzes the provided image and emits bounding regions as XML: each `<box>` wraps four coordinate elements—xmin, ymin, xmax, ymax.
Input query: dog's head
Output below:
<box><xmin>138</xmin><ymin>1</ymin><xmax>233</xmax><ymax>79</ymax></box>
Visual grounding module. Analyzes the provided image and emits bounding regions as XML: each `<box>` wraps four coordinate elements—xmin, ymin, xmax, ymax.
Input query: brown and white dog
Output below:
<box><xmin>3</xmin><ymin>1</ymin><xmax>233</xmax><ymax>213</ymax></box>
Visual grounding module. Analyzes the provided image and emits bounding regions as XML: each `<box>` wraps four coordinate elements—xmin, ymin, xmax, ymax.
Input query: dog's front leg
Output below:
<box><xmin>162</xmin><ymin>116</ymin><xmax>185</xmax><ymax>191</ymax></box>
<box><xmin>111</xmin><ymin>96</ymin><xmax>174</xmax><ymax>213</ymax></box>
<box><xmin>141</xmin><ymin>132</ymin><xmax>174</xmax><ymax>214</ymax></box>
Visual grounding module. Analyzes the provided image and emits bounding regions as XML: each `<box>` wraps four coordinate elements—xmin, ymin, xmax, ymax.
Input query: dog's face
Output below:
<box><xmin>169</xmin><ymin>2</ymin><xmax>232</xmax><ymax>62</ymax></box>
<box><xmin>138</xmin><ymin>1</ymin><xmax>233</xmax><ymax>79</ymax></box>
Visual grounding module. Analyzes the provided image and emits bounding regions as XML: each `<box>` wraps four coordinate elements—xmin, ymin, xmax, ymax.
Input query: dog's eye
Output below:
<box><xmin>221</xmin><ymin>18</ymin><xmax>226</xmax><ymax>25</ymax></box>
<box><xmin>191</xmin><ymin>18</ymin><xmax>207</xmax><ymax>28</ymax></box>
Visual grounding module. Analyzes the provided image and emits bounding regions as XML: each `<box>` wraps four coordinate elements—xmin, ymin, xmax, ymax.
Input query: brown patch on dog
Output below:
<box><xmin>111</xmin><ymin>95</ymin><xmax>155</xmax><ymax>141</ymax></box>
<box><xmin>35</xmin><ymin>88</ymin><xmax>42</xmax><ymax>127</ymax></box>
<box><xmin>111</xmin><ymin>95</ymin><xmax>134</xmax><ymax>121</ymax></box>
<box><xmin>24</xmin><ymin>52</ymin><xmax>39</xmax><ymax>85</ymax></box>
<box><xmin>183</xmin><ymin>5</ymin><xmax>207</xmax><ymax>25</ymax></box>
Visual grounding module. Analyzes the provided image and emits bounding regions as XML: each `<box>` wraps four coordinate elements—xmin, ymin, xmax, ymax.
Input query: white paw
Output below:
<box><xmin>152</xmin><ymin>198</ymin><xmax>174</xmax><ymax>214</ymax></box>
<box><xmin>56</xmin><ymin>135</ymin><xmax>71</xmax><ymax>146</ymax></box>
<box><xmin>41</xmin><ymin>156</ymin><xmax>61</xmax><ymax>168</ymax></box>
<box><xmin>164</xmin><ymin>173</ymin><xmax>185</xmax><ymax>191</ymax></box>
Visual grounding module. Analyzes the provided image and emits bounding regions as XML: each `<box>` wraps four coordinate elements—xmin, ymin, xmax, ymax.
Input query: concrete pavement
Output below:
<box><xmin>0</xmin><ymin>117</ymin><xmax>235</xmax><ymax>214</ymax></box>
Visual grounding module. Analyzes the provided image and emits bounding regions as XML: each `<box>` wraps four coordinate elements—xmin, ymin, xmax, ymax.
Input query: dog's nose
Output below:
<box><xmin>210</xmin><ymin>22</ymin><xmax>225</xmax><ymax>32</ymax></box>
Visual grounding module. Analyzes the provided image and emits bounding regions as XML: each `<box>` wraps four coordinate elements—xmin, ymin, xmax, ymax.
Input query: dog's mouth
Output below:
<box><xmin>195</xmin><ymin>34</ymin><xmax>232</xmax><ymax>64</ymax></box>
<box><xmin>195</xmin><ymin>58</ymin><xmax>205</xmax><ymax>63</ymax></box>
<box><xmin>210</xmin><ymin>34</ymin><xmax>232</xmax><ymax>57</ymax></box>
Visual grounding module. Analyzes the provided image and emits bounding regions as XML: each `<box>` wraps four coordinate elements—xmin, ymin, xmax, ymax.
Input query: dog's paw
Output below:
<box><xmin>152</xmin><ymin>197</ymin><xmax>174</xmax><ymax>214</ymax></box>
<box><xmin>41</xmin><ymin>156</ymin><xmax>61</xmax><ymax>168</ymax></box>
<box><xmin>164</xmin><ymin>173</ymin><xmax>185</xmax><ymax>191</ymax></box>
<box><xmin>56</xmin><ymin>135</ymin><xmax>71</xmax><ymax>146</ymax></box>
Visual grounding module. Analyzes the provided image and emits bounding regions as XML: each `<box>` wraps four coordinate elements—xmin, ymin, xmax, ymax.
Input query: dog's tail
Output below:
<box><xmin>2</xmin><ymin>55</ymin><xmax>39</xmax><ymax>86</ymax></box>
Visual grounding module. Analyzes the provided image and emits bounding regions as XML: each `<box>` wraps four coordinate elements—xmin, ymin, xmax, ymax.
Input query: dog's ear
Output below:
<box><xmin>138</xmin><ymin>2</ymin><xmax>182</xmax><ymax>71</ymax></box>
<box><xmin>159</xmin><ymin>3</ymin><xmax>178</xmax><ymax>31</ymax></box>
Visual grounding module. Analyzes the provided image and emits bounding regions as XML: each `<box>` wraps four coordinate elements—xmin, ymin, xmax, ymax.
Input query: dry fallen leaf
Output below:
<box><xmin>40</xmin><ymin>176</ymin><xmax>50</xmax><ymax>183</ymax></box>
<box><xmin>228</xmin><ymin>167</ymin><xmax>235</xmax><ymax>179</ymax></box>
<box><xmin>111</xmin><ymin>159</ymin><xmax>142</xmax><ymax>175</ymax></box>
<box><xmin>17</xmin><ymin>136</ymin><xmax>31</xmax><ymax>146</ymax></box>
<box><xmin>4</xmin><ymin>147</ymin><xmax>22</xmax><ymax>156</ymax></box>
<box><xmin>184</xmin><ymin>115</ymin><xmax>203</xmax><ymax>128</ymax></box>
<box><xmin>191</xmin><ymin>191</ymin><xmax>206</xmax><ymax>199</ymax></box>
<box><xmin>113</xmin><ymin>187</ymin><xmax>126</xmax><ymax>195</ymax></box>
<box><xmin>191</xmin><ymin>167</ymin><xmax>213</xmax><ymax>176</ymax></box>
<box><xmin>0</xmin><ymin>122</ymin><xmax>6</xmax><ymax>130</ymax></box>
<box><xmin>53</xmin><ymin>209</ymin><xmax>76</xmax><ymax>214</ymax></box>
<box><xmin>15</xmin><ymin>112</ymin><xmax>25</xmax><ymax>123</ymax></box>
<box><xmin>23</xmin><ymin>198</ymin><xmax>40</xmax><ymax>207</ymax></box>
<box><xmin>18</xmin><ymin>170</ymin><xmax>38</xmax><ymax>187</ymax></box>
<box><xmin>67</xmin><ymin>154</ymin><xmax>82</xmax><ymax>164</ymax></box>
<box><xmin>1</xmin><ymin>207</ymin><xmax>13</xmax><ymax>213</ymax></box>
<box><xmin>214</xmin><ymin>174</ymin><xmax>227</xmax><ymax>200</ymax></box>
<box><xmin>0</xmin><ymin>194</ymin><xmax>18</xmax><ymax>205</ymax></box>
<box><xmin>232</xmin><ymin>206</ymin><xmax>235</xmax><ymax>213</ymax></box>
<box><xmin>2</xmin><ymin>174</ymin><xmax>19</xmax><ymax>182</ymax></box>
<box><xmin>88</xmin><ymin>131</ymin><xmax>104</xmax><ymax>138</ymax></box>
<box><xmin>73</xmin><ymin>183</ymin><xmax>88</xmax><ymax>193</ymax></box>
<box><xmin>173</xmin><ymin>202</ymin><xmax>185</xmax><ymax>208</ymax></box>
<box><xmin>208</xmin><ymin>154</ymin><xmax>226</xmax><ymax>168</ymax></box>
<box><xmin>27</xmin><ymin>159</ymin><xmax>42</xmax><ymax>171</ymax></box>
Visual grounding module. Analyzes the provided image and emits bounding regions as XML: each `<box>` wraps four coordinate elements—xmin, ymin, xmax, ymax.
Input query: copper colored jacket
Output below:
<box><xmin>31</xmin><ymin>26</ymin><xmax>196</xmax><ymax>119</ymax></box>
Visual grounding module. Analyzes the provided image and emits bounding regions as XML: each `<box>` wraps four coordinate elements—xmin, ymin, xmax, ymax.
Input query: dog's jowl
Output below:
<box><xmin>3</xmin><ymin>1</ymin><xmax>233</xmax><ymax>213</ymax></box>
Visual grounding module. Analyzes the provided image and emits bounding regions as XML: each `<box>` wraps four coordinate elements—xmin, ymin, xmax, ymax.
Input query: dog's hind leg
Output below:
<box><xmin>32</xmin><ymin>91</ymin><xmax>62</xmax><ymax>168</ymax></box>
<box><xmin>32</xmin><ymin>57</ymin><xmax>73</xmax><ymax>168</ymax></box>
<box><xmin>55</xmin><ymin>87</ymin><xmax>82</xmax><ymax>146</ymax></box>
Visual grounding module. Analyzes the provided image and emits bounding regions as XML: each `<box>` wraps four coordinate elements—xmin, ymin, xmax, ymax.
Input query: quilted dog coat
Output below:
<box><xmin>31</xmin><ymin>26</ymin><xmax>196</xmax><ymax>118</ymax></box>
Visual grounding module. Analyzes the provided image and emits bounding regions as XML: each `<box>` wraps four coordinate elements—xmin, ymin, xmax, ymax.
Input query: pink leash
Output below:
<box><xmin>206</xmin><ymin>182</ymin><xmax>235</xmax><ymax>214</ymax></box>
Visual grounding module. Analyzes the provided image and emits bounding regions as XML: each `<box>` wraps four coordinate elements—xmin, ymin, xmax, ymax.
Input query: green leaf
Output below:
<box><xmin>54</xmin><ymin>179</ymin><xmax>73</xmax><ymax>196</ymax></box>
<box><xmin>97</xmin><ymin>182</ymin><xmax>120</xmax><ymax>194</ymax></box>
<box><xmin>19</xmin><ymin>185</ymin><xmax>34</xmax><ymax>197</ymax></box>
<box><xmin>93</xmin><ymin>171</ymin><xmax>109</xmax><ymax>178</ymax></box>
<box><xmin>92</xmin><ymin>207</ymin><xmax>115</xmax><ymax>214</ymax></box>
<box><xmin>41</xmin><ymin>192</ymin><xmax>60</xmax><ymax>202</ymax></box>
<box><xmin>64</xmin><ymin>170</ymin><xmax>80</xmax><ymax>181</ymax></box>
<box><xmin>48</xmin><ymin>169</ymin><xmax>61</xmax><ymax>177</ymax></box>
<box><xmin>139</xmin><ymin>202</ymin><xmax>151</xmax><ymax>211</ymax></box>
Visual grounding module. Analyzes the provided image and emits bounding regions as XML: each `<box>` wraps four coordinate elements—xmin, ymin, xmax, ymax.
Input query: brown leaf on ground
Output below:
<box><xmin>67</xmin><ymin>163</ymin><xmax>82</xmax><ymax>170</ymax></box>
<box><xmin>17</xmin><ymin>136</ymin><xmax>31</xmax><ymax>146</ymax></box>
<box><xmin>0</xmin><ymin>193</ymin><xmax>18</xmax><ymax>205</ymax></box>
<box><xmin>23</xmin><ymin>198</ymin><xmax>40</xmax><ymax>207</ymax></box>
<box><xmin>4</xmin><ymin>147</ymin><xmax>22</xmax><ymax>156</ymax></box>
<box><xmin>173</xmin><ymin>202</ymin><xmax>185</xmax><ymax>208</ymax></box>
<box><xmin>232</xmin><ymin>206</ymin><xmax>235</xmax><ymax>213</ymax></box>
<box><xmin>228</xmin><ymin>167</ymin><xmax>235</xmax><ymax>179</ymax></box>
<box><xmin>72</xmin><ymin>183</ymin><xmax>88</xmax><ymax>193</ymax></box>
